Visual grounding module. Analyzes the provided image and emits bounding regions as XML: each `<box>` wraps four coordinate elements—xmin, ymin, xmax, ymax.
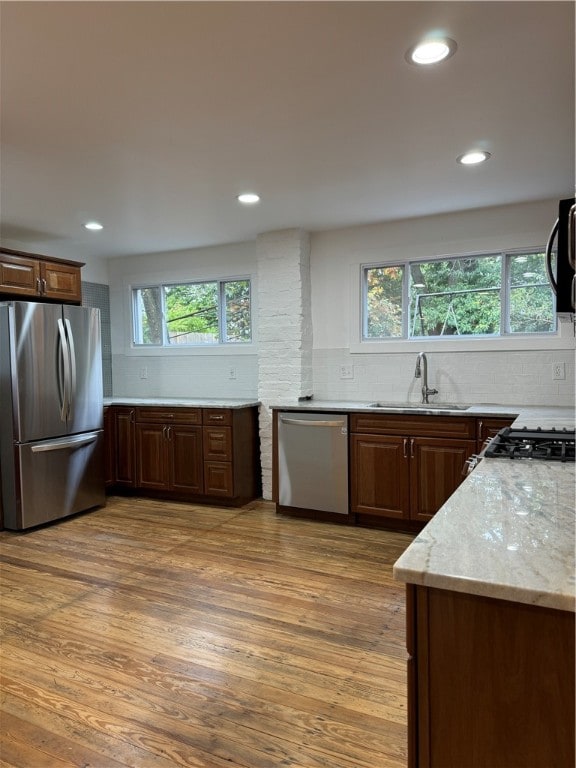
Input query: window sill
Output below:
<box><xmin>125</xmin><ymin>344</ymin><xmax>258</xmax><ymax>356</ymax></box>
<box><xmin>350</xmin><ymin>324</ymin><xmax>575</xmax><ymax>354</ymax></box>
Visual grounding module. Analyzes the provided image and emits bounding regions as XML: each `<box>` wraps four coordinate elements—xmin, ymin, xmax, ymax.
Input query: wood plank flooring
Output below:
<box><xmin>0</xmin><ymin>496</ymin><xmax>414</xmax><ymax>768</ymax></box>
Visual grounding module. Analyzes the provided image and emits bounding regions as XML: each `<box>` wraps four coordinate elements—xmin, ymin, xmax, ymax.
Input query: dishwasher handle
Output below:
<box><xmin>279</xmin><ymin>416</ymin><xmax>347</xmax><ymax>428</ymax></box>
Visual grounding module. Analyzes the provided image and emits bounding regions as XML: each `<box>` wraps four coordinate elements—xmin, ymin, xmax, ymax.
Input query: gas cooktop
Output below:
<box><xmin>484</xmin><ymin>427</ymin><xmax>575</xmax><ymax>462</ymax></box>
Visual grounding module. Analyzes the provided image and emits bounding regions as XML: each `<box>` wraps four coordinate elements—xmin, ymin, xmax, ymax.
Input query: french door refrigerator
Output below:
<box><xmin>0</xmin><ymin>301</ymin><xmax>105</xmax><ymax>530</ymax></box>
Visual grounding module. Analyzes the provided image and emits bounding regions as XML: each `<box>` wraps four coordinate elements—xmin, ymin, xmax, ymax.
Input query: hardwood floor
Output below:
<box><xmin>0</xmin><ymin>497</ymin><xmax>414</xmax><ymax>768</ymax></box>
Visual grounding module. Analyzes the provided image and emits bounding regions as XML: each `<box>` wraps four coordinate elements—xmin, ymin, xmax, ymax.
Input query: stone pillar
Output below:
<box><xmin>257</xmin><ymin>229</ymin><xmax>312</xmax><ymax>499</ymax></box>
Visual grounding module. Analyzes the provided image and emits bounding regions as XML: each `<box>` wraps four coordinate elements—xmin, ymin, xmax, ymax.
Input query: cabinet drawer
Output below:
<box><xmin>203</xmin><ymin>426</ymin><xmax>232</xmax><ymax>461</ymax></box>
<box><xmin>350</xmin><ymin>413</ymin><xmax>476</xmax><ymax>440</ymax></box>
<box><xmin>477</xmin><ymin>416</ymin><xmax>515</xmax><ymax>448</ymax></box>
<box><xmin>202</xmin><ymin>408</ymin><xmax>232</xmax><ymax>426</ymax></box>
<box><xmin>135</xmin><ymin>407</ymin><xmax>201</xmax><ymax>424</ymax></box>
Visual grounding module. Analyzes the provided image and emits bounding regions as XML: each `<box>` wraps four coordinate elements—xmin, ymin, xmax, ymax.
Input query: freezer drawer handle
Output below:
<box><xmin>31</xmin><ymin>433</ymin><xmax>100</xmax><ymax>453</ymax></box>
<box><xmin>279</xmin><ymin>417</ymin><xmax>346</xmax><ymax>428</ymax></box>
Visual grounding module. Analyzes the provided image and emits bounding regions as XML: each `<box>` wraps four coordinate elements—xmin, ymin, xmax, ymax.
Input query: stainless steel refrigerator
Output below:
<box><xmin>0</xmin><ymin>301</ymin><xmax>105</xmax><ymax>530</ymax></box>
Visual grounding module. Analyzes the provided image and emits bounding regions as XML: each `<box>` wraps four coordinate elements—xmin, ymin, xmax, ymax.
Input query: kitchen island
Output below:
<box><xmin>393</xmin><ymin>411</ymin><xmax>575</xmax><ymax>768</ymax></box>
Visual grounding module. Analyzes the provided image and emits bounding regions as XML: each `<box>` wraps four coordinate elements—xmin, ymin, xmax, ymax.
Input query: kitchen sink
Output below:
<box><xmin>367</xmin><ymin>402</ymin><xmax>470</xmax><ymax>412</ymax></box>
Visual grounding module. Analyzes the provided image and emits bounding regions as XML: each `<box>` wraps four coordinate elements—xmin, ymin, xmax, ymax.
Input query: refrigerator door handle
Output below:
<box><xmin>57</xmin><ymin>318</ymin><xmax>71</xmax><ymax>421</ymax></box>
<box><xmin>31</xmin><ymin>432</ymin><xmax>100</xmax><ymax>453</ymax></box>
<box><xmin>64</xmin><ymin>318</ymin><xmax>77</xmax><ymax>418</ymax></box>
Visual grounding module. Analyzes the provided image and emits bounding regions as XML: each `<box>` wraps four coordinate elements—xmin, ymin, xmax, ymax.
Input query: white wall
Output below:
<box><xmin>108</xmin><ymin>241</ymin><xmax>258</xmax><ymax>398</ymax></box>
<box><xmin>310</xmin><ymin>199</ymin><xmax>575</xmax><ymax>406</ymax></box>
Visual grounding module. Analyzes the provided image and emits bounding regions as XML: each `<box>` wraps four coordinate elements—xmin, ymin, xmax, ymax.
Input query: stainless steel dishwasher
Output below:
<box><xmin>277</xmin><ymin>412</ymin><xmax>349</xmax><ymax>514</ymax></box>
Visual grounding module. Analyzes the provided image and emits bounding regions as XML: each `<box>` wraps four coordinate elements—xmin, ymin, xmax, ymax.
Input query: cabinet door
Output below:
<box><xmin>103</xmin><ymin>407</ymin><xmax>115</xmax><ymax>487</ymax></box>
<box><xmin>170</xmin><ymin>425</ymin><xmax>204</xmax><ymax>494</ymax></box>
<box><xmin>0</xmin><ymin>253</ymin><xmax>40</xmax><ymax>296</ymax></box>
<box><xmin>351</xmin><ymin>434</ymin><xmax>410</xmax><ymax>519</ymax></box>
<box><xmin>40</xmin><ymin>261</ymin><xmax>82</xmax><ymax>302</ymax></box>
<box><xmin>115</xmin><ymin>408</ymin><xmax>136</xmax><ymax>486</ymax></box>
<box><xmin>136</xmin><ymin>423</ymin><xmax>170</xmax><ymax>490</ymax></box>
<box><xmin>204</xmin><ymin>462</ymin><xmax>234</xmax><ymax>497</ymax></box>
<box><xmin>410</xmin><ymin>438</ymin><xmax>476</xmax><ymax>522</ymax></box>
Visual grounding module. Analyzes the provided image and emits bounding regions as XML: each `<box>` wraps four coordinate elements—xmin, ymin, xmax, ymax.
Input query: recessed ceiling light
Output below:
<box><xmin>456</xmin><ymin>151</ymin><xmax>491</xmax><ymax>166</ymax></box>
<box><xmin>406</xmin><ymin>38</ymin><xmax>457</xmax><ymax>65</ymax></box>
<box><xmin>83</xmin><ymin>221</ymin><xmax>103</xmax><ymax>231</ymax></box>
<box><xmin>237</xmin><ymin>193</ymin><xmax>260</xmax><ymax>204</ymax></box>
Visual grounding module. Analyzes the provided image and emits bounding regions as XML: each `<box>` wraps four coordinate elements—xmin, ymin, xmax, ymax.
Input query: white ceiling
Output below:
<box><xmin>1</xmin><ymin>1</ymin><xmax>574</xmax><ymax>262</ymax></box>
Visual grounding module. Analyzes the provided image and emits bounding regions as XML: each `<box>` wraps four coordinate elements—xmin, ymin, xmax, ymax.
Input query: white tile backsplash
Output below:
<box><xmin>311</xmin><ymin>348</ymin><xmax>575</xmax><ymax>406</ymax></box>
<box><xmin>112</xmin><ymin>353</ymin><xmax>258</xmax><ymax>399</ymax></box>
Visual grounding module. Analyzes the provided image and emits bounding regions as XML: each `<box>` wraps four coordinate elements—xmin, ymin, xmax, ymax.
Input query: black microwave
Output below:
<box><xmin>546</xmin><ymin>196</ymin><xmax>576</xmax><ymax>318</ymax></box>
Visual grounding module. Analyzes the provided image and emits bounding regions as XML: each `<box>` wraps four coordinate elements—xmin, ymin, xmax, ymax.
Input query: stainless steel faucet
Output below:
<box><xmin>414</xmin><ymin>352</ymin><xmax>438</xmax><ymax>404</ymax></box>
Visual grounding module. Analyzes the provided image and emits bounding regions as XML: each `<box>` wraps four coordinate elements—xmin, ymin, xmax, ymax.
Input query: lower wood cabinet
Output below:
<box><xmin>136</xmin><ymin>422</ymin><xmax>203</xmax><ymax>494</ymax></box>
<box><xmin>407</xmin><ymin>584</ymin><xmax>575</xmax><ymax>767</ymax></box>
<box><xmin>114</xmin><ymin>407</ymin><xmax>137</xmax><ymax>487</ymax></box>
<box><xmin>476</xmin><ymin>416</ymin><xmax>515</xmax><ymax>451</ymax></box>
<box><xmin>350</xmin><ymin>414</ymin><xmax>476</xmax><ymax>524</ymax></box>
<box><xmin>103</xmin><ymin>407</ymin><xmax>116</xmax><ymax>488</ymax></box>
<box><xmin>105</xmin><ymin>404</ymin><xmax>260</xmax><ymax>505</ymax></box>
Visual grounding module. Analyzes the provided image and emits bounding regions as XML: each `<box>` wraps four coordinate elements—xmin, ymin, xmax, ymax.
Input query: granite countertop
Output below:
<box><xmin>103</xmin><ymin>397</ymin><xmax>260</xmax><ymax>409</ymax></box>
<box><xmin>393</xmin><ymin>457</ymin><xmax>575</xmax><ymax>612</ymax></box>
<box><xmin>271</xmin><ymin>399</ymin><xmax>575</xmax><ymax>430</ymax></box>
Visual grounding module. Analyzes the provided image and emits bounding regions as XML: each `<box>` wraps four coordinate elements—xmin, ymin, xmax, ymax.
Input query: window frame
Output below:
<box><xmin>361</xmin><ymin>249</ymin><xmax>557</xmax><ymax>344</ymax></box>
<box><xmin>131</xmin><ymin>276</ymin><xmax>253</xmax><ymax>348</ymax></box>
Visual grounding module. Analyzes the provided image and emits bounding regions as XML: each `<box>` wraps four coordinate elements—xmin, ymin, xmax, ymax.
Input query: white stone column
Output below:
<box><xmin>257</xmin><ymin>229</ymin><xmax>312</xmax><ymax>499</ymax></box>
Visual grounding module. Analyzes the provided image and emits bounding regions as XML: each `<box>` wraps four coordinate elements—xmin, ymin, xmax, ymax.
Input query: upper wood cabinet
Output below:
<box><xmin>0</xmin><ymin>248</ymin><xmax>83</xmax><ymax>304</ymax></box>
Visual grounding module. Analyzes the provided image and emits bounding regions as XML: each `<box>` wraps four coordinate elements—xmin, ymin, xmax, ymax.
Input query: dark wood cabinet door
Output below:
<box><xmin>170</xmin><ymin>425</ymin><xmax>204</xmax><ymax>494</ymax></box>
<box><xmin>411</xmin><ymin>586</ymin><xmax>575</xmax><ymax>768</ymax></box>
<box><xmin>0</xmin><ymin>252</ymin><xmax>40</xmax><ymax>296</ymax></box>
<box><xmin>204</xmin><ymin>462</ymin><xmax>234</xmax><ymax>497</ymax></box>
<box><xmin>410</xmin><ymin>438</ymin><xmax>476</xmax><ymax>522</ymax></box>
<box><xmin>41</xmin><ymin>262</ymin><xmax>82</xmax><ymax>302</ymax></box>
<box><xmin>350</xmin><ymin>434</ymin><xmax>410</xmax><ymax>518</ymax></box>
<box><xmin>103</xmin><ymin>407</ymin><xmax>115</xmax><ymax>487</ymax></box>
<box><xmin>114</xmin><ymin>408</ymin><xmax>136</xmax><ymax>486</ymax></box>
<box><xmin>136</xmin><ymin>423</ymin><xmax>170</xmax><ymax>490</ymax></box>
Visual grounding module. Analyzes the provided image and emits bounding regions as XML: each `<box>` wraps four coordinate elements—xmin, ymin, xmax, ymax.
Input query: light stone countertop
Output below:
<box><xmin>103</xmin><ymin>397</ymin><xmax>260</xmax><ymax>409</ymax></box>
<box><xmin>270</xmin><ymin>399</ymin><xmax>575</xmax><ymax>429</ymax></box>
<box><xmin>392</xmin><ymin>457</ymin><xmax>575</xmax><ymax>612</ymax></box>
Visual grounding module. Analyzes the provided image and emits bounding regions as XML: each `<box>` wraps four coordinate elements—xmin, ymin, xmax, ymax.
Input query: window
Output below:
<box><xmin>363</xmin><ymin>251</ymin><xmax>556</xmax><ymax>340</ymax></box>
<box><xmin>133</xmin><ymin>279</ymin><xmax>251</xmax><ymax>346</ymax></box>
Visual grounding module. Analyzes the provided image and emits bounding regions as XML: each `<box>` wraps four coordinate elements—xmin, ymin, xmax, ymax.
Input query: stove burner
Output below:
<box><xmin>484</xmin><ymin>427</ymin><xmax>575</xmax><ymax>462</ymax></box>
